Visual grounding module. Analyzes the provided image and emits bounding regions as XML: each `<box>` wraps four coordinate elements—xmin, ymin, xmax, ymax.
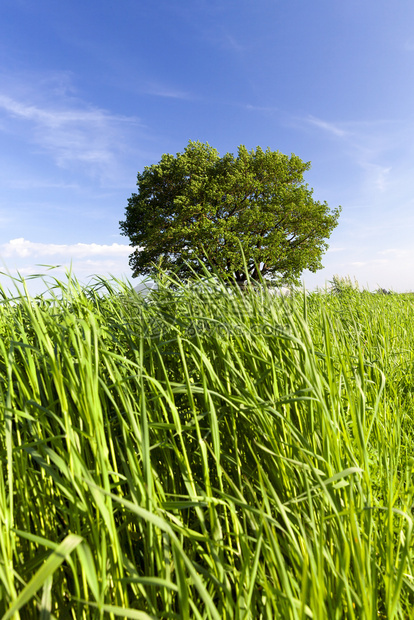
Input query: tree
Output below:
<box><xmin>120</xmin><ymin>141</ymin><xmax>341</xmax><ymax>286</ymax></box>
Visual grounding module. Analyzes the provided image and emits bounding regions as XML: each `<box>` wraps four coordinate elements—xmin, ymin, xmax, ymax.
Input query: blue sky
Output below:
<box><xmin>1</xmin><ymin>0</ymin><xmax>414</xmax><ymax>293</ymax></box>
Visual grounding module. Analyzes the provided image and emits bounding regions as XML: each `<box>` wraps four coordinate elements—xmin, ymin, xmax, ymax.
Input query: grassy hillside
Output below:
<box><xmin>1</xmin><ymin>273</ymin><xmax>414</xmax><ymax>618</ymax></box>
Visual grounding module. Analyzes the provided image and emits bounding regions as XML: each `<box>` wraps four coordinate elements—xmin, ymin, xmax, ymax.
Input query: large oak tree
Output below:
<box><xmin>120</xmin><ymin>141</ymin><xmax>341</xmax><ymax>286</ymax></box>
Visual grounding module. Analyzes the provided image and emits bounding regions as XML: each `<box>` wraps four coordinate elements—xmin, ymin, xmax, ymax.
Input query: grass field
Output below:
<box><xmin>1</xmin><ymin>271</ymin><xmax>414</xmax><ymax>618</ymax></box>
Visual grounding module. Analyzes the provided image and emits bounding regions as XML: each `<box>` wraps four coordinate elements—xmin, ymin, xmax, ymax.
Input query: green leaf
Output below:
<box><xmin>2</xmin><ymin>535</ymin><xmax>83</xmax><ymax>620</ymax></box>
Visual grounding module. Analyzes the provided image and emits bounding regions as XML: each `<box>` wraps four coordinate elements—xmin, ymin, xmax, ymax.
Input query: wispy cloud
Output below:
<box><xmin>403</xmin><ymin>39</ymin><xmax>414</xmax><ymax>52</ymax></box>
<box><xmin>0</xmin><ymin>76</ymin><xmax>142</xmax><ymax>182</ymax></box>
<box><xmin>0</xmin><ymin>94</ymin><xmax>135</xmax><ymax>126</ymax></box>
<box><xmin>201</xmin><ymin>24</ymin><xmax>245</xmax><ymax>54</ymax></box>
<box><xmin>222</xmin><ymin>33</ymin><xmax>244</xmax><ymax>54</ymax></box>
<box><xmin>1</xmin><ymin>178</ymin><xmax>80</xmax><ymax>190</ymax></box>
<box><xmin>350</xmin><ymin>259</ymin><xmax>388</xmax><ymax>267</ymax></box>
<box><xmin>244</xmin><ymin>103</ymin><xmax>279</xmax><ymax>114</ymax></box>
<box><xmin>357</xmin><ymin>161</ymin><xmax>392</xmax><ymax>192</ymax></box>
<box><xmin>143</xmin><ymin>82</ymin><xmax>192</xmax><ymax>100</ymax></box>
<box><xmin>327</xmin><ymin>246</ymin><xmax>345</xmax><ymax>253</ymax></box>
<box><xmin>377</xmin><ymin>248</ymin><xmax>411</xmax><ymax>259</ymax></box>
<box><xmin>301</xmin><ymin>113</ymin><xmax>414</xmax><ymax>199</ymax></box>
<box><xmin>307</xmin><ymin>115</ymin><xmax>348</xmax><ymax>138</ymax></box>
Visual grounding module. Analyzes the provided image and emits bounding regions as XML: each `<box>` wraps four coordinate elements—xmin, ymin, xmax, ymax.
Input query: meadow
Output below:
<box><xmin>1</xmin><ymin>271</ymin><xmax>414</xmax><ymax>618</ymax></box>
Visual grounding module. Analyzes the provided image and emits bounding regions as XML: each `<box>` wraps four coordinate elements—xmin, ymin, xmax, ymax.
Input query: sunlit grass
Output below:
<box><xmin>1</xmin><ymin>271</ymin><xmax>414</xmax><ymax>618</ymax></box>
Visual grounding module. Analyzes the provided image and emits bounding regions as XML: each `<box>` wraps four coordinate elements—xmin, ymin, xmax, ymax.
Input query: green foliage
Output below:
<box><xmin>1</xmin><ymin>271</ymin><xmax>414</xmax><ymax>617</ymax></box>
<box><xmin>329</xmin><ymin>274</ymin><xmax>360</xmax><ymax>296</ymax></box>
<box><xmin>120</xmin><ymin>141</ymin><xmax>341</xmax><ymax>286</ymax></box>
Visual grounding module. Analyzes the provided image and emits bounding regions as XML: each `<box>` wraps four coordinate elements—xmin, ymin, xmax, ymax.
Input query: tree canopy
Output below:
<box><xmin>120</xmin><ymin>141</ymin><xmax>341</xmax><ymax>286</ymax></box>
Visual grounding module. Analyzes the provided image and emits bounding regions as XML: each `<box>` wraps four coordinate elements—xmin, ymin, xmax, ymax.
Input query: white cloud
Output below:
<box><xmin>403</xmin><ymin>39</ymin><xmax>414</xmax><ymax>52</ymax></box>
<box><xmin>350</xmin><ymin>259</ymin><xmax>388</xmax><ymax>267</ymax></box>
<box><xmin>0</xmin><ymin>94</ymin><xmax>135</xmax><ymax>126</ymax></box>
<box><xmin>244</xmin><ymin>104</ymin><xmax>279</xmax><ymax>114</ymax></box>
<box><xmin>143</xmin><ymin>82</ymin><xmax>192</xmax><ymax>100</ymax></box>
<box><xmin>356</xmin><ymin>160</ymin><xmax>392</xmax><ymax>192</ymax></box>
<box><xmin>307</xmin><ymin>116</ymin><xmax>348</xmax><ymax>138</ymax></box>
<box><xmin>0</xmin><ymin>239</ymin><xmax>137</xmax><ymax>294</ymax></box>
<box><xmin>377</xmin><ymin>248</ymin><xmax>412</xmax><ymax>260</ymax></box>
<box><xmin>2</xmin><ymin>179</ymin><xmax>80</xmax><ymax>190</ymax></box>
<box><xmin>202</xmin><ymin>24</ymin><xmax>245</xmax><ymax>54</ymax></box>
<box><xmin>378</xmin><ymin>248</ymin><xmax>401</xmax><ymax>255</ymax></box>
<box><xmin>303</xmin><ymin>247</ymin><xmax>414</xmax><ymax>292</ymax></box>
<box><xmin>327</xmin><ymin>246</ymin><xmax>345</xmax><ymax>253</ymax></box>
<box><xmin>0</xmin><ymin>79</ymin><xmax>142</xmax><ymax>182</ymax></box>
<box><xmin>222</xmin><ymin>33</ymin><xmax>244</xmax><ymax>53</ymax></box>
<box><xmin>1</xmin><ymin>238</ymin><xmax>133</xmax><ymax>259</ymax></box>
<box><xmin>302</xmin><ymin>113</ymin><xmax>414</xmax><ymax>204</ymax></box>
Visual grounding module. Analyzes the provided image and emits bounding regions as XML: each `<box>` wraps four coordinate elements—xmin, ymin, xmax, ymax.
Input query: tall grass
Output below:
<box><xmin>1</xmin><ymin>272</ymin><xmax>414</xmax><ymax>618</ymax></box>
